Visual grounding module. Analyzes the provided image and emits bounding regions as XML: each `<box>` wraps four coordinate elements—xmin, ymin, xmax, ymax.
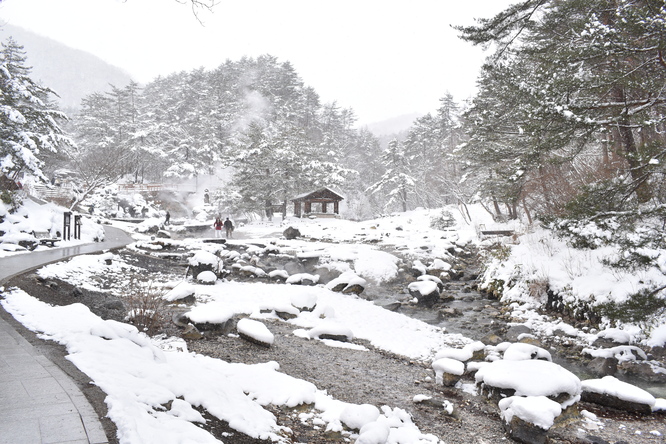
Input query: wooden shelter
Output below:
<box><xmin>291</xmin><ymin>187</ymin><xmax>344</xmax><ymax>218</ymax></box>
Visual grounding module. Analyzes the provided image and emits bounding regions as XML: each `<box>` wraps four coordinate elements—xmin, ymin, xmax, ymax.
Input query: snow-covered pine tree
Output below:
<box><xmin>0</xmin><ymin>37</ymin><xmax>70</xmax><ymax>182</ymax></box>
<box><xmin>367</xmin><ymin>138</ymin><xmax>415</xmax><ymax>213</ymax></box>
<box><xmin>403</xmin><ymin>93</ymin><xmax>464</xmax><ymax>209</ymax></box>
<box><xmin>457</xmin><ymin>0</ymin><xmax>666</xmax><ymax>217</ymax></box>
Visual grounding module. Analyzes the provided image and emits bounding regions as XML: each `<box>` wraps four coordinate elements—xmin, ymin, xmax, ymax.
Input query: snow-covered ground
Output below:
<box><xmin>1</xmin><ymin>198</ymin><xmax>665</xmax><ymax>443</ymax></box>
<box><xmin>0</xmin><ymin>197</ymin><xmax>104</xmax><ymax>253</ymax></box>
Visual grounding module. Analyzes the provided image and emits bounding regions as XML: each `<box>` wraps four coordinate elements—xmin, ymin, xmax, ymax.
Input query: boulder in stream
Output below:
<box><xmin>408</xmin><ymin>280</ymin><xmax>440</xmax><ymax>307</ymax></box>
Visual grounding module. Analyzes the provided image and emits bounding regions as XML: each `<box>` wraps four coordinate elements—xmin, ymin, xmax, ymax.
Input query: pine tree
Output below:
<box><xmin>367</xmin><ymin>139</ymin><xmax>415</xmax><ymax>213</ymax></box>
<box><xmin>403</xmin><ymin>93</ymin><xmax>464</xmax><ymax>208</ymax></box>
<box><xmin>0</xmin><ymin>37</ymin><xmax>71</xmax><ymax>182</ymax></box>
<box><xmin>66</xmin><ymin>55</ymin><xmax>365</xmax><ymax>216</ymax></box>
<box><xmin>457</xmin><ymin>0</ymin><xmax>666</xmax><ymax>216</ymax></box>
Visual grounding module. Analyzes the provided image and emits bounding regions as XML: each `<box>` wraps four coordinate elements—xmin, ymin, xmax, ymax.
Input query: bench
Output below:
<box><xmin>33</xmin><ymin>231</ymin><xmax>60</xmax><ymax>247</ymax></box>
<box><xmin>480</xmin><ymin>230</ymin><xmax>515</xmax><ymax>237</ymax></box>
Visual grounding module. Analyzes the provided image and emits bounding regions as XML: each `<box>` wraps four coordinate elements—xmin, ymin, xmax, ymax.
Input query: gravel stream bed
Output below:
<box><xmin>4</xmin><ymin>250</ymin><xmax>665</xmax><ymax>444</ymax></box>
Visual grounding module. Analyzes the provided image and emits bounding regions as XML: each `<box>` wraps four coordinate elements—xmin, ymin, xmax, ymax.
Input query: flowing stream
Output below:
<box><xmin>362</xmin><ymin>266</ymin><xmax>666</xmax><ymax>399</ymax></box>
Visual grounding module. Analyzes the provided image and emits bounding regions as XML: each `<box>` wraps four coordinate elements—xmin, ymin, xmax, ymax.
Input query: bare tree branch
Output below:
<box><xmin>174</xmin><ymin>0</ymin><xmax>219</xmax><ymax>24</ymax></box>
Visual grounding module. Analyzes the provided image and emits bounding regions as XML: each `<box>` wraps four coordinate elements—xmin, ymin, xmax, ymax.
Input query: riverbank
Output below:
<box><xmin>4</xmin><ymin>243</ymin><xmax>664</xmax><ymax>443</ymax></box>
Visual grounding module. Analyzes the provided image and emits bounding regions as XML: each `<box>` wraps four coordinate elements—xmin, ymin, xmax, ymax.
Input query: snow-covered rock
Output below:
<box><xmin>434</xmin><ymin>341</ymin><xmax>485</xmax><ymax>362</ymax></box>
<box><xmin>407</xmin><ymin>280</ymin><xmax>440</xmax><ymax>307</ymax></box>
<box><xmin>286</xmin><ymin>273</ymin><xmax>320</xmax><ymax>286</ymax></box>
<box><xmin>291</xmin><ymin>292</ymin><xmax>317</xmax><ymax>312</ymax></box>
<box><xmin>427</xmin><ymin>258</ymin><xmax>452</xmax><ymax>274</ymax></box>
<box><xmin>582</xmin><ymin>345</ymin><xmax>647</xmax><ymax>362</ymax></box>
<box><xmin>417</xmin><ymin>274</ymin><xmax>443</xmax><ymax>291</ymax></box>
<box><xmin>432</xmin><ymin>358</ymin><xmax>465</xmax><ymax>386</ymax></box>
<box><xmin>238</xmin><ymin>265</ymin><xmax>267</xmax><ymax>278</ymax></box>
<box><xmin>188</xmin><ymin>250</ymin><xmax>221</xmax><ymax>277</ymax></box>
<box><xmin>308</xmin><ymin>320</ymin><xmax>354</xmax><ymax>342</ymax></box>
<box><xmin>476</xmin><ymin>360</ymin><xmax>581</xmax><ymax>407</ymax></box>
<box><xmin>340</xmin><ymin>403</ymin><xmax>380</xmax><ymax>430</ymax></box>
<box><xmin>196</xmin><ymin>270</ymin><xmax>217</xmax><ymax>285</ymax></box>
<box><xmin>503</xmin><ymin>343</ymin><xmax>552</xmax><ymax>361</ymax></box>
<box><xmin>162</xmin><ymin>283</ymin><xmax>196</xmax><ymax>304</ymax></box>
<box><xmin>327</xmin><ymin>271</ymin><xmax>367</xmax><ymax>295</ymax></box>
<box><xmin>499</xmin><ymin>396</ymin><xmax>562</xmax><ymax>444</ymax></box>
<box><xmin>355</xmin><ymin>421</ymin><xmax>390</xmax><ymax>444</ymax></box>
<box><xmin>581</xmin><ymin>376</ymin><xmax>655</xmax><ymax>414</ymax></box>
<box><xmin>269</xmin><ymin>269</ymin><xmax>289</xmax><ymax>281</ymax></box>
<box><xmin>237</xmin><ymin>318</ymin><xmax>274</xmax><ymax>347</ymax></box>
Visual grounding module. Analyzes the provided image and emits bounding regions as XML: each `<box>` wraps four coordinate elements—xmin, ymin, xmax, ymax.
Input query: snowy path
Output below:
<box><xmin>0</xmin><ymin>226</ymin><xmax>133</xmax><ymax>283</ymax></box>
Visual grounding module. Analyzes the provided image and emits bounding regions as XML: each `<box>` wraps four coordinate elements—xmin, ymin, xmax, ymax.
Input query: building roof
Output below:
<box><xmin>291</xmin><ymin>187</ymin><xmax>345</xmax><ymax>202</ymax></box>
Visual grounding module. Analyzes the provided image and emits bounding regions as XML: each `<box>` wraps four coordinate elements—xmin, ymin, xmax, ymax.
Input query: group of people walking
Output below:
<box><xmin>214</xmin><ymin>216</ymin><xmax>234</xmax><ymax>239</ymax></box>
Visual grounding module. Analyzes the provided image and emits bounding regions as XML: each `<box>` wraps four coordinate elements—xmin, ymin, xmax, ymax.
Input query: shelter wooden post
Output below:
<box><xmin>291</xmin><ymin>187</ymin><xmax>344</xmax><ymax>218</ymax></box>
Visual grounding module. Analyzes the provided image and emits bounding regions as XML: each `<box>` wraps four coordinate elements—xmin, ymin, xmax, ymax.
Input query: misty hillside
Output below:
<box><xmin>0</xmin><ymin>24</ymin><xmax>133</xmax><ymax>110</ymax></box>
<box><xmin>363</xmin><ymin>112</ymin><xmax>421</xmax><ymax>136</ymax></box>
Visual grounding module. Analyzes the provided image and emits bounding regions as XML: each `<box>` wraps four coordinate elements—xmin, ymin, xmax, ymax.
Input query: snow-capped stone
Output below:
<box><xmin>499</xmin><ymin>396</ymin><xmax>561</xmax><ymax>443</ymax></box>
<box><xmin>196</xmin><ymin>270</ymin><xmax>217</xmax><ymax>285</ymax></box>
<box><xmin>503</xmin><ymin>343</ymin><xmax>552</xmax><ymax>361</ymax></box>
<box><xmin>308</xmin><ymin>320</ymin><xmax>353</xmax><ymax>342</ymax></box>
<box><xmin>188</xmin><ymin>250</ymin><xmax>221</xmax><ymax>277</ymax></box>
<box><xmin>582</xmin><ymin>345</ymin><xmax>647</xmax><ymax>362</ymax></box>
<box><xmin>340</xmin><ymin>403</ymin><xmax>380</xmax><ymax>430</ymax></box>
<box><xmin>163</xmin><ymin>283</ymin><xmax>196</xmax><ymax>303</ymax></box>
<box><xmin>286</xmin><ymin>273</ymin><xmax>319</xmax><ymax>286</ymax></box>
<box><xmin>269</xmin><ymin>269</ymin><xmax>289</xmax><ymax>281</ymax></box>
<box><xmin>407</xmin><ymin>280</ymin><xmax>440</xmax><ymax>307</ymax></box>
<box><xmin>427</xmin><ymin>258</ymin><xmax>452</xmax><ymax>274</ymax></box>
<box><xmin>188</xmin><ymin>250</ymin><xmax>219</xmax><ymax>266</ymax></box>
<box><xmin>237</xmin><ymin>318</ymin><xmax>274</xmax><ymax>347</ymax></box>
<box><xmin>291</xmin><ymin>292</ymin><xmax>317</xmax><ymax>312</ymax></box>
<box><xmin>238</xmin><ymin>265</ymin><xmax>267</xmax><ymax>278</ymax></box>
<box><xmin>327</xmin><ymin>271</ymin><xmax>367</xmax><ymax>295</ymax></box>
<box><xmin>581</xmin><ymin>376</ymin><xmax>655</xmax><ymax>414</ymax></box>
<box><xmin>432</xmin><ymin>358</ymin><xmax>465</xmax><ymax>386</ymax></box>
<box><xmin>434</xmin><ymin>341</ymin><xmax>485</xmax><ymax>362</ymax></box>
<box><xmin>499</xmin><ymin>396</ymin><xmax>562</xmax><ymax>430</ymax></box>
<box><xmin>355</xmin><ymin>421</ymin><xmax>390</xmax><ymax>444</ymax></box>
<box><xmin>411</xmin><ymin>260</ymin><xmax>427</xmax><ymax>276</ymax></box>
<box><xmin>476</xmin><ymin>360</ymin><xmax>581</xmax><ymax>407</ymax></box>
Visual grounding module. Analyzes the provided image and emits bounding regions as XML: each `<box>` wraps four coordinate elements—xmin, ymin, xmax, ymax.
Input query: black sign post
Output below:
<box><xmin>74</xmin><ymin>214</ymin><xmax>82</xmax><ymax>240</ymax></box>
<box><xmin>63</xmin><ymin>212</ymin><xmax>72</xmax><ymax>240</ymax></box>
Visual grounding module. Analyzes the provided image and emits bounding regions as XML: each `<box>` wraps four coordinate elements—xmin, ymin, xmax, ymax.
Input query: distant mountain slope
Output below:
<box><xmin>362</xmin><ymin>112</ymin><xmax>421</xmax><ymax>137</ymax></box>
<box><xmin>0</xmin><ymin>24</ymin><xmax>133</xmax><ymax>110</ymax></box>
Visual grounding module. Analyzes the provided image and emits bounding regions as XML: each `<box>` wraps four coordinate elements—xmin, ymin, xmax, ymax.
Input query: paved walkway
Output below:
<box><xmin>0</xmin><ymin>226</ymin><xmax>133</xmax><ymax>444</ymax></box>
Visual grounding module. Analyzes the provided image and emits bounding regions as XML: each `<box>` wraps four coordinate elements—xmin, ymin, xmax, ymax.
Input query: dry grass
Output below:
<box><xmin>123</xmin><ymin>281</ymin><xmax>168</xmax><ymax>335</ymax></box>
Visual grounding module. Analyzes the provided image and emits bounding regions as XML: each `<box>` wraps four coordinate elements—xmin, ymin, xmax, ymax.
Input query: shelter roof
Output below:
<box><xmin>291</xmin><ymin>187</ymin><xmax>345</xmax><ymax>202</ymax></box>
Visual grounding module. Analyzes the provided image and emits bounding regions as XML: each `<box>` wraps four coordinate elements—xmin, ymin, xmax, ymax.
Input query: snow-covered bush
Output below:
<box><xmin>123</xmin><ymin>281</ymin><xmax>167</xmax><ymax>335</ymax></box>
<box><xmin>429</xmin><ymin>209</ymin><xmax>456</xmax><ymax>231</ymax></box>
<box><xmin>1</xmin><ymin>189</ymin><xmax>22</xmax><ymax>212</ymax></box>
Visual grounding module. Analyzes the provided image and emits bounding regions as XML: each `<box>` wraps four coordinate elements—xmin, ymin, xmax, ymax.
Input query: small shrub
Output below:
<box><xmin>527</xmin><ymin>277</ymin><xmax>549</xmax><ymax>303</ymax></box>
<box><xmin>124</xmin><ymin>282</ymin><xmax>167</xmax><ymax>335</ymax></box>
<box><xmin>561</xmin><ymin>179</ymin><xmax>632</xmax><ymax>219</ymax></box>
<box><xmin>487</xmin><ymin>243</ymin><xmax>512</xmax><ymax>262</ymax></box>
<box><xmin>484</xmin><ymin>278</ymin><xmax>505</xmax><ymax>299</ymax></box>
<box><xmin>1</xmin><ymin>190</ymin><xmax>22</xmax><ymax>212</ymax></box>
<box><xmin>430</xmin><ymin>209</ymin><xmax>456</xmax><ymax>231</ymax></box>
<box><xmin>597</xmin><ymin>287</ymin><xmax>666</xmax><ymax>328</ymax></box>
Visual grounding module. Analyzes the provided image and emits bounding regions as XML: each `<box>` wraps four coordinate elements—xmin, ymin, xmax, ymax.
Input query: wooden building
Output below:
<box><xmin>291</xmin><ymin>187</ymin><xmax>344</xmax><ymax>218</ymax></box>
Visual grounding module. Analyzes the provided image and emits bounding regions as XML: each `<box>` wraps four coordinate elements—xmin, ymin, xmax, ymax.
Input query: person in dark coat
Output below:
<box><xmin>223</xmin><ymin>217</ymin><xmax>234</xmax><ymax>239</ymax></box>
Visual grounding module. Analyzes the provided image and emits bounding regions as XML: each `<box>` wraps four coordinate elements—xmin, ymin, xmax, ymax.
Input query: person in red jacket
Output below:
<box><xmin>213</xmin><ymin>217</ymin><xmax>223</xmax><ymax>238</ymax></box>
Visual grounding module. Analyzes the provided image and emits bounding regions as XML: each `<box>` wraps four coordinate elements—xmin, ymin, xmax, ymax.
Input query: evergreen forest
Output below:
<box><xmin>1</xmin><ymin>0</ymin><xmax>665</xmax><ymax>227</ymax></box>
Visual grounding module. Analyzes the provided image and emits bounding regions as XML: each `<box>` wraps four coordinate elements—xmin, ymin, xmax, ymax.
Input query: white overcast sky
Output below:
<box><xmin>0</xmin><ymin>0</ymin><xmax>513</xmax><ymax>125</ymax></box>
